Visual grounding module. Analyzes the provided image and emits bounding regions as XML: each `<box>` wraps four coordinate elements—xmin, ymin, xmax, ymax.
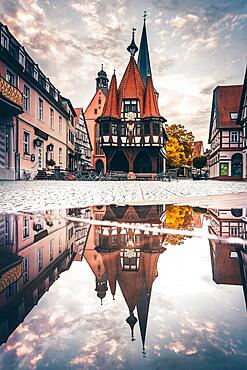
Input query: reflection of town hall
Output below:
<box><xmin>81</xmin><ymin>204</ymin><xmax>166</xmax><ymax>351</ymax></box>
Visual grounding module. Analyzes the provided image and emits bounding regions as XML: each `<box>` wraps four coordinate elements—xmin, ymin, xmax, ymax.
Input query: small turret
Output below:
<box><xmin>96</xmin><ymin>64</ymin><xmax>109</xmax><ymax>95</ymax></box>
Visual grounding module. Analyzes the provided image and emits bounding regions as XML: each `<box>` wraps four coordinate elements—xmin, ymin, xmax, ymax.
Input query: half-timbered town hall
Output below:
<box><xmin>97</xmin><ymin>18</ymin><xmax>167</xmax><ymax>178</ymax></box>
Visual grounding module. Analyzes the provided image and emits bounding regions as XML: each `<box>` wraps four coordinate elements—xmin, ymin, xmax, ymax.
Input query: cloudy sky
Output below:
<box><xmin>1</xmin><ymin>0</ymin><xmax>246</xmax><ymax>144</ymax></box>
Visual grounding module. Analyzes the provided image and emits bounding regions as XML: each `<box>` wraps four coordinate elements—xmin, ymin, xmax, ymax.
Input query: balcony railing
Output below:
<box><xmin>0</xmin><ymin>75</ymin><xmax>23</xmax><ymax>109</ymax></box>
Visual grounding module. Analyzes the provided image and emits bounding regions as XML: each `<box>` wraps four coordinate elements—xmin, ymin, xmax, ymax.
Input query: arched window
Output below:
<box><xmin>95</xmin><ymin>160</ymin><xmax>104</xmax><ymax>173</ymax></box>
<box><xmin>231</xmin><ymin>209</ymin><xmax>243</xmax><ymax>218</ymax></box>
<box><xmin>231</xmin><ymin>153</ymin><xmax>242</xmax><ymax>177</ymax></box>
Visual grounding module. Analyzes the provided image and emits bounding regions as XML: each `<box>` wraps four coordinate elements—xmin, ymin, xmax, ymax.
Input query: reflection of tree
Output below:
<box><xmin>164</xmin><ymin>205</ymin><xmax>194</xmax><ymax>245</ymax></box>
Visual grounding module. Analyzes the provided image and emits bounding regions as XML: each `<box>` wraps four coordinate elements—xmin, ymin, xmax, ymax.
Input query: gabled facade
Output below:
<box><xmin>208</xmin><ymin>207</ymin><xmax>247</xmax><ymax>307</ymax></box>
<box><xmin>208</xmin><ymin>85</ymin><xmax>243</xmax><ymax>179</ymax></box>
<box><xmin>84</xmin><ymin>66</ymin><xmax>108</xmax><ymax>173</ymax></box>
<box><xmin>192</xmin><ymin>141</ymin><xmax>204</xmax><ymax>157</ymax></box>
<box><xmin>97</xmin><ymin>24</ymin><xmax>167</xmax><ymax>178</ymax></box>
<box><xmin>237</xmin><ymin>66</ymin><xmax>247</xmax><ymax>179</ymax></box>
<box><xmin>74</xmin><ymin>108</ymin><xmax>92</xmax><ymax>171</ymax></box>
<box><xmin>0</xmin><ymin>22</ymin><xmax>76</xmax><ymax>180</ymax></box>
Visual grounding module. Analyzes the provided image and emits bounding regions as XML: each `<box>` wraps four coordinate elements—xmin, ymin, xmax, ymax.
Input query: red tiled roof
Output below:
<box><xmin>142</xmin><ymin>75</ymin><xmax>160</xmax><ymax>118</ymax></box>
<box><xmin>74</xmin><ymin>107</ymin><xmax>82</xmax><ymax>124</ymax></box>
<box><xmin>217</xmin><ymin>85</ymin><xmax>242</xmax><ymax>128</ymax></box>
<box><xmin>118</xmin><ymin>56</ymin><xmax>145</xmax><ymax>115</ymax></box>
<box><xmin>101</xmin><ymin>74</ymin><xmax>120</xmax><ymax>119</ymax></box>
<box><xmin>192</xmin><ymin>141</ymin><xmax>204</xmax><ymax>156</ymax></box>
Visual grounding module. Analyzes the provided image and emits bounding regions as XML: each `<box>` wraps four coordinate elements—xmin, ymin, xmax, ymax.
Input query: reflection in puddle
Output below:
<box><xmin>0</xmin><ymin>205</ymin><xmax>246</xmax><ymax>369</ymax></box>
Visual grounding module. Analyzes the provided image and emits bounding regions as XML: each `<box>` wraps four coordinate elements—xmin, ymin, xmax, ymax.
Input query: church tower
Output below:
<box><xmin>97</xmin><ymin>24</ymin><xmax>167</xmax><ymax>178</ymax></box>
<box><xmin>84</xmin><ymin>65</ymin><xmax>108</xmax><ymax>173</ymax></box>
<box><xmin>96</xmin><ymin>64</ymin><xmax>109</xmax><ymax>96</ymax></box>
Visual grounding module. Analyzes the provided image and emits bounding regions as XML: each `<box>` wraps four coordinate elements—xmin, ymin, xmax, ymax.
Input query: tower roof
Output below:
<box><xmin>137</xmin><ymin>13</ymin><xmax>152</xmax><ymax>85</ymax></box>
<box><xmin>98</xmin><ymin>64</ymin><xmax>107</xmax><ymax>77</ymax></box>
<box><xmin>118</xmin><ymin>56</ymin><xmax>145</xmax><ymax>115</ymax></box>
<box><xmin>101</xmin><ymin>72</ymin><xmax>120</xmax><ymax>119</ymax></box>
<box><xmin>127</xmin><ymin>28</ymin><xmax>138</xmax><ymax>57</ymax></box>
<box><xmin>143</xmin><ymin>74</ymin><xmax>160</xmax><ymax>118</ymax></box>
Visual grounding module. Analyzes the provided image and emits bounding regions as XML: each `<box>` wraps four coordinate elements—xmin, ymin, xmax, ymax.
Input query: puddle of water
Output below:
<box><xmin>0</xmin><ymin>205</ymin><xmax>246</xmax><ymax>370</ymax></box>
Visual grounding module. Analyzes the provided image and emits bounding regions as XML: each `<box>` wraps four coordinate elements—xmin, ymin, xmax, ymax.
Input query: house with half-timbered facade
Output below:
<box><xmin>208</xmin><ymin>85</ymin><xmax>243</xmax><ymax>180</ymax></box>
<box><xmin>237</xmin><ymin>67</ymin><xmax>247</xmax><ymax>180</ymax></box>
<box><xmin>97</xmin><ymin>18</ymin><xmax>167</xmax><ymax>178</ymax></box>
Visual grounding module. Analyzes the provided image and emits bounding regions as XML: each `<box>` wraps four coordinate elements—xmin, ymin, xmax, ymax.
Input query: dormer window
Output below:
<box><xmin>46</xmin><ymin>79</ymin><xmax>50</xmax><ymax>92</ymax></box>
<box><xmin>19</xmin><ymin>49</ymin><xmax>25</xmax><ymax>67</ymax></box>
<box><xmin>230</xmin><ymin>112</ymin><xmax>238</xmax><ymax>121</ymax></box>
<box><xmin>33</xmin><ymin>65</ymin><xmax>38</xmax><ymax>80</ymax></box>
<box><xmin>120</xmin><ymin>248</ymin><xmax>140</xmax><ymax>271</ymax></box>
<box><xmin>1</xmin><ymin>32</ymin><xmax>9</xmax><ymax>49</ymax></box>
<box><xmin>124</xmin><ymin>99</ymin><xmax>138</xmax><ymax>113</ymax></box>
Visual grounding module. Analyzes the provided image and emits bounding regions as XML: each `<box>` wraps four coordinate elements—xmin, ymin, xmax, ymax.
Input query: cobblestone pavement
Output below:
<box><xmin>0</xmin><ymin>179</ymin><xmax>247</xmax><ymax>213</ymax></box>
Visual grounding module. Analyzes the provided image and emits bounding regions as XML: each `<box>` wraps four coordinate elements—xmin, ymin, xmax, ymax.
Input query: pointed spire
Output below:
<box><xmin>101</xmin><ymin>73</ymin><xmax>120</xmax><ymax>119</ymax></box>
<box><xmin>137</xmin><ymin>287</ymin><xmax>151</xmax><ymax>353</ymax></box>
<box><xmin>138</xmin><ymin>12</ymin><xmax>152</xmax><ymax>85</ymax></box>
<box><xmin>118</xmin><ymin>57</ymin><xmax>145</xmax><ymax>115</ymax></box>
<box><xmin>127</xmin><ymin>28</ymin><xmax>138</xmax><ymax>57</ymax></box>
<box><xmin>143</xmin><ymin>74</ymin><xmax>160</xmax><ymax>118</ymax></box>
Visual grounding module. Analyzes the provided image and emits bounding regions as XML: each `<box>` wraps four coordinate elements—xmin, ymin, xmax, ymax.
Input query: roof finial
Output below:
<box><xmin>127</xmin><ymin>28</ymin><xmax>138</xmax><ymax>57</ymax></box>
<box><xmin>113</xmin><ymin>69</ymin><xmax>116</xmax><ymax>75</ymax></box>
<box><xmin>101</xmin><ymin>64</ymin><xmax>104</xmax><ymax>70</ymax></box>
<box><xmin>143</xmin><ymin>10</ymin><xmax>147</xmax><ymax>22</ymax></box>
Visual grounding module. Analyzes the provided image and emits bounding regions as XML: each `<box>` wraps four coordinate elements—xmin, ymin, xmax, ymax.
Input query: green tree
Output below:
<box><xmin>193</xmin><ymin>155</ymin><xmax>207</xmax><ymax>169</ymax></box>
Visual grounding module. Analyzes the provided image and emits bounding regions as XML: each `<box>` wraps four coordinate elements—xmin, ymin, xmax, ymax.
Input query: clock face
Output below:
<box><xmin>126</xmin><ymin>111</ymin><xmax>136</xmax><ymax>121</ymax></box>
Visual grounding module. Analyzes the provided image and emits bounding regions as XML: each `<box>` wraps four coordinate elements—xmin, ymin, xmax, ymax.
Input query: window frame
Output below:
<box><xmin>230</xmin><ymin>131</ymin><xmax>239</xmax><ymax>143</ymax></box>
<box><xmin>23</xmin><ymin>217</ymin><xmax>30</xmax><ymax>239</ymax></box>
<box><xmin>50</xmin><ymin>108</ymin><xmax>54</xmax><ymax>129</ymax></box>
<box><xmin>23</xmin><ymin>131</ymin><xmax>30</xmax><ymax>156</ymax></box>
<box><xmin>23</xmin><ymin>84</ymin><xmax>30</xmax><ymax>112</ymax></box>
<box><xmin>38</xmin><ymin>98</ymin><xmax>44</xmax><ymax>121</ymax></box>
<box><xmin>59</xmin><ymin>147</ymin><xmax>63</xmax><ymax>164</ymax></box>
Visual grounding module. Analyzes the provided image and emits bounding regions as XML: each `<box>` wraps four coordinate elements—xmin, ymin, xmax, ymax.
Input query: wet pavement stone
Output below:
<box><xmin>0</xmin><ymin>179</ymin><xmax>247</xmax><ymax>213</ymax></box>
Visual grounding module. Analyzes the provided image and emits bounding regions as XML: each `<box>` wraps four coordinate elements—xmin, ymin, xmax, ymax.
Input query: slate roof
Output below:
<box><xmin>137</xmin><ymin>20</ymin><xmax>152</xmax><ymax>85</ymax></box>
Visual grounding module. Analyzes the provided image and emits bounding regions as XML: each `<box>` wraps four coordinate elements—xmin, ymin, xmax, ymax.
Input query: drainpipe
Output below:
<box><xmin>16</xmin><ymin>116</ymin><xmax>20</xmax><ymax>180</ymax></box>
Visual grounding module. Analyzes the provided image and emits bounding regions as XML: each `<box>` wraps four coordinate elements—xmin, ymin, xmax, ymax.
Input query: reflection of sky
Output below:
<box><xmin>0</xmin><ymin>236</ymin><xmax>247</xmax><ymax>370</ymax></box>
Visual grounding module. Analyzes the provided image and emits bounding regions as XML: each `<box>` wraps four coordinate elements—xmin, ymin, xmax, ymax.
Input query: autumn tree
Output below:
<box><xmin>166</xmin><ymin>137</ymin><xmax>186</xmax><ymax>168</ymax></box>
<box><xmin>165</xmin><ymin>124</ymin><xmax>195</xmax><ymax>168</ymax></box>
<box><xmin>164</xmin><ymin>205</ymin><xmax>194</xmax><ymax>245</ymax></box>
